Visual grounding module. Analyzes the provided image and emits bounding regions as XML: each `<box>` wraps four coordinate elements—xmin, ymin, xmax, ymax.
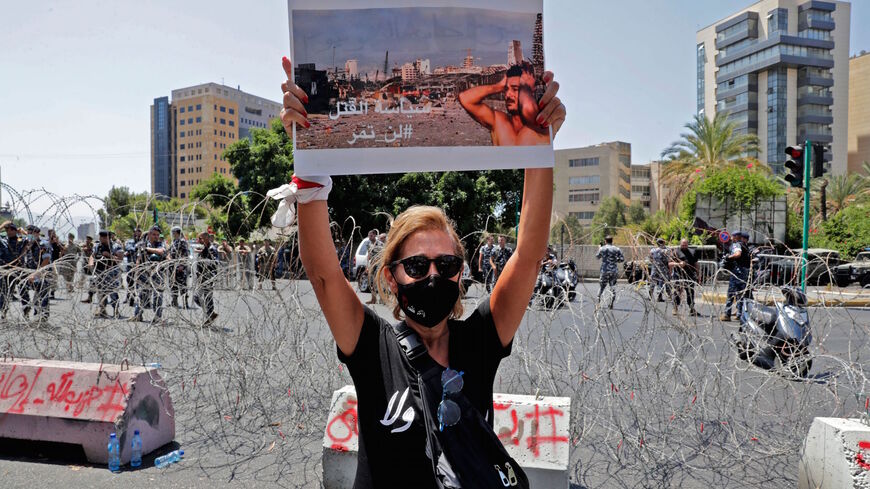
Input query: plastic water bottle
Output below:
<box><xmin>130</xmin><ymin>430</ymin><xmax>142</xmax><ymax>468</ymax></box>
<box><xmin>145</xmin><ymin>363</ymin><xmax>161</xmax><ymax>369</ymax></box>
<box><xmin>154</xmin><ymin>449</ymin><xmax>184</xmax><ymax>468</ymax></box>
<box><xmin>107</xmin><ymin>433</ymin><xmax>121</xmax><ymax>473</ymax></box>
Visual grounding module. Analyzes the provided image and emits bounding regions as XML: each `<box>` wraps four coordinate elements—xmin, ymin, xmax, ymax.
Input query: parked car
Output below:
<box><xmin>461</xmin><ymin>261</ymin><xmax>474</xmax><ymax>290</ymax></box>
<box><xmin>768</xmin><ymin>248</ymin><xmax>844</xmax><ymax>286</ymax></box>
<box><xmin>833</xmin><ymin>251</ymin><xmax>870</xmax><ymax>288</ymax></box>
<box><xmin>352</xmin><ymin>240</ymin><xmax>373</xmax><ymax>292</ymax></box>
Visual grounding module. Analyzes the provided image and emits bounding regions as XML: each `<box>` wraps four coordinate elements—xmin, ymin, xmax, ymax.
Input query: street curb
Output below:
<box><xmin>701</xmin><ymin>292</ymin><xmax>870</xmax><ymax>307</ymax></box>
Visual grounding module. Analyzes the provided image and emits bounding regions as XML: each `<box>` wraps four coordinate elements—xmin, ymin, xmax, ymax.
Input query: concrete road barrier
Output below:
<box><xmin>799</xmin><ymin>417</ymin><xmax>870</xmax><ymax>489</ymax></box>
<box><xmin>322</xmin><ymin>385</ymin><xmax>571</xmax><ymax>488</ymax></box>
<box><xmin>0</xmin><ymin>359</ymin><xmax>175</xmax><ymax>465</ymax></box>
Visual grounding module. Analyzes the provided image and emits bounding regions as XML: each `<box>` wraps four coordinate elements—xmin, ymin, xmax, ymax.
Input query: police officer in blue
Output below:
<box><xmin>21</xmin><ymin>225</ymin><xmax>53</xmax><ymax>321</ymax></box>
<box><xmin>129</xmin><ymin>225</ymin><xmax>166</xmax><ymax>323</ymax></box>
<box><xmin>123</xmin><ymin>227</ymin><xmax>143</xmax><ymax>307</ymax></box>
<box><xmin>721</xmin><ymin>230</ymin><xmax>752</xmax><ymax>322</ymax></box>
<box><xmin>168</xmin><ymin>226</ymin><xmax>190</xmax><ymax>308</ymax></box>
<box><xmin>0</xmin><ymin>221</ymin><xmax>29</xmax><ymax>319</ymax></box>
<box><xmin>89</xmin><ymin>230</ymin><xmax>124</xmax><ymax>318</ymax></box>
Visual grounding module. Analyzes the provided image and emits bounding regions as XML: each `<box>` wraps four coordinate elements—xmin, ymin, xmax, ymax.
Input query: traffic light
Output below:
<box><xmin>812</xmin><ymin>142</ymin><xmax>827</xmax><ymax>178</ymax></box>
<box><xmin>784</xmin><ymin>145</ymin><xmax>805</xmax><ymax>188</ymax></box>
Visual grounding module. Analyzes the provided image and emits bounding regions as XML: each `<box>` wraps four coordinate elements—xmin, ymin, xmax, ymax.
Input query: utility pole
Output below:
<box><xmin>800</xmin><ymin>141</ymin><xmax>812</xmax><ymax>293</ymax></box>
<box><xmin>820</xmin><ymin>179</ymin><xmax>828</xmax><ymax>221</ymax></box>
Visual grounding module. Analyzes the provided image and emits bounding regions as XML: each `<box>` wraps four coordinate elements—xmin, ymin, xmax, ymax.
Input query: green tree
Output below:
<box><xmin>590</xmin><ymin>197</ymin><xmax>628</xmax><ymax>243</ymax></box>
<box><xmin>190</xmin><ymin>174</ymin><xmax>252</xmax><ymax>240</ymax></box>
<box><xmin>224</xmin><ymin>119</ymin><xmax>294</xmax><ymax>230</ymax></box>
<box><xmin>809</xmin><ymin>204</ymin><xmax>870</xmax><ymax>258</ymax></box>
<box><xmin>549</xmin><ymin>215</ymin><xmax>585</xmax><ymax>245</ymax></box>
<box><xmin>628</xmin><ymin>201</ymin><xmax>647</xmax><ymax>224</ymax></box>
<box><xmin>660</xmin><ymin>112</ymin><xmax>762</xmax><ymax>213</ymax></box>
<box><xmin>98</xmin><ymin>186</ymin><xmax>149</xmax><ymax>228</ymax></box>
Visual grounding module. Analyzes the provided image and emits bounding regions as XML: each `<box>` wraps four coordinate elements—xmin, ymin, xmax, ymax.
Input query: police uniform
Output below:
<box><xmin>195</xmin><ymin>242</ymin><xmax>220</xmax><ymax>323</ymax></box>
<box><xmin>124</xmin><ymin>233</ymin><xmax>143</xmax><ymax>305</ymax></box>
<box><xmin>479</xmin><ymin>243</ymin><xmax>495</xmax><ymax>292</ymax></box>
<box><xmin>168</xmin><ymin>231</ymin><xmax>190</xmax><ymax>307</ymax></box>
<box><xmin>21</xmin><ymin>227</ymin><xmax>53</xmax><ymax>320</ymax></box>
<box><xmin>491</xmin><ymin>244</ymin><xmax>513</xmax><ymax>285</ymax></box>
<box><xmin>92</xmin><ymin>237</ymin><xmax>123</xmax><ymax>316</ymax></box>
<box><xmin>596</xmin><ymin>243</ymin><xmax>625</xmax><ymax>307</ymax></box>
<box><xmin>131</xmin><ymin>235</ymin><xmax>166</xmax><ymax>321</ymax></box>
<box><xmin>649</xmin><ymin>244</ymin><xmax>671</xmax><ymax>301</ymax></box>
<box><xmin>257</xmin><ymin>243</ymin><xmax>277</xmax><ymax>289</ymax></box>
<box><xmin>0</xmin><ymin>228</ymin><xmax>28</xmax><ymax>316</ymax></box>
<box><xmin>723</xmin><ymin>232</ymin><xmax>751</xmax><ymax>320</ymax></box>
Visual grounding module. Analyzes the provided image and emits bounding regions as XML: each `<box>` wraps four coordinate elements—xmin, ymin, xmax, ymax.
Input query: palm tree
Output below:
<box><xmin>815</xmin><ymin>174</ymin><xmax>870</xmax><ymax>214</ymax></box>
<box><xmin>659</xmin><ymin>112</ymin><xmax>763</xmax><ymax>213</ymax></box>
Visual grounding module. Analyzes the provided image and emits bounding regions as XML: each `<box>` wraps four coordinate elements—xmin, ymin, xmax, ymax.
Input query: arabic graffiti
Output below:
<box><xmin>857</xmin><ymin>440</ymin><xmax>870</xmax><ymax>471</ymax></box>
<box><xmin>347</xmin><ymin>124</ymin><xmax>414</xmax><ymax>145</ymax></box>
<box><xmin>0</xmin><ymin>365</ymin><xmax>130</xmax><ymax>421</ymax></box>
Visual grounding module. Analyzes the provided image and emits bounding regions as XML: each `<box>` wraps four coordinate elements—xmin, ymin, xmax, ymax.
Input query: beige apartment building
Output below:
<box><xmin>553</xmin><ymin>142</ymin><xmax>632</xmax><ymax>223</ymax></box>
<box><xmin>848</xmin><ymin>51</ymin><xmax>870</xmax><ymax>174</ymax></box>
<box><xmin>697</xmin><ymin>0</ymin><xmax>851</xmax><ymax>176</ymax></box>
<box><xmin>151</xmin><ymin>83</ymin><xmax>282</xmax><ymax>200</ymax></box>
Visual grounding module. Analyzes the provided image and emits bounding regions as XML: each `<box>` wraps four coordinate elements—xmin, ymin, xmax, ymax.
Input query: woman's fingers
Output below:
<box><xmin>537</xmin><ymin>96</ymin><xmax>561</xmax><ymax>125</ymax></box>
<box><xmin>280</xmin><ymin>56</ymin><xmax>310</xmax><ymax>131</ymax></box>
<box><xmin>537</xmin><ymin>80</ymin><xmax>559</xmax><ymax>112</ymax></box>
<box><xmin>548</xmin><ymin>102</ymin><xmax>567</xmax><ymax>136</ymax></box>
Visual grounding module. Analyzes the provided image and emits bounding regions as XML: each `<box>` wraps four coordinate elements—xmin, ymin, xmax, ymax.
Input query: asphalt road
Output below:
<box><xmin>1</xmin><ymin>279</ymin><xmax>869</xmax><ymax>488</ymax></box>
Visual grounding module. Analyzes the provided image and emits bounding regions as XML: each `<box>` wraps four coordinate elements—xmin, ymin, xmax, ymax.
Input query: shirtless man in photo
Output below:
<box><xmin>459</xmin><ymin>62</ymin><xmax>560</xmax><ymax>146</ymax></box>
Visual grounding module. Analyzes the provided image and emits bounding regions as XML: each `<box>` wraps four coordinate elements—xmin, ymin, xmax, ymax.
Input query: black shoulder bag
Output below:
<box><xmin>392</xmin><ymin>321</ymin><xmax>530</xmax><ymax>489</ymax></box>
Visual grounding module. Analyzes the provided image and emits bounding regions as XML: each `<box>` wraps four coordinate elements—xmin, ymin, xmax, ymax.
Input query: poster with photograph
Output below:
<box><xmin>287</xmin><ymin>0</ymin><xmax>552</xmax><ymax>176</ymax></box>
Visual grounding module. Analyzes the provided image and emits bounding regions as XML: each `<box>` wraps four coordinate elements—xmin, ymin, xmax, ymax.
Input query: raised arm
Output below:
<box><xmin>490</xmin><ymin>73</ymin><xmax>566</xmax><ymax>347</ymax></box>
<box><xmin>281</xmin><ymin>56</ymin><xmax>363</xmax><ymax>357</ymax></box>
<box><xmin>458</xmin><ymin>77</ymin><xmax>505</xmax><ymax>130</ymax></box>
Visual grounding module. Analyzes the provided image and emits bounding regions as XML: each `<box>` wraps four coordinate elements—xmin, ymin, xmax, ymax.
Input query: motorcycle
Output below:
<box><xmin>734</xmin><ymin>286</ymin><xmax>813</xmax><ymax>377</ymax></box>
<box><xmin>554</xmin><ymin>260</ymin><xmax>580</xmax><ymax>302</ymax></box>
<box><xmin>532</xmin><ymin>260</ymin><xmax>579</xmax><ymax>309</ymax></box>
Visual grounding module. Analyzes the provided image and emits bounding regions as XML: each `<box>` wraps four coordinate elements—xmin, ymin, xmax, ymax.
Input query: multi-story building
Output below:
<box><xmin>508</xmin><ymin>40</ymin><xmax>523</xmax><ymax>66</ymax></box>
<box><xmin>848</xmin><ymin>51</ymin><xmax>870</xmax><ymax>174</ymax></box>
<box><xmin>553</xmin><ymin>142</ymin><xmax>632</xmax><ymax>224</ymax></box>
<box><xmin>150</xmin><ymin>83</ymin><xmax>281</xmax><ymax>201</ymax></box>
<box><xmin>344</xmin><ymin>59</ymin><xmax>358</xmax><ymax>78</ymax></box>
<box><xmin>150</xmin><ymin>96</ymin><xmax>173</xmax><ymax>199</ymax></box>
<box><xmin>630</xmin><ymin>164</ymin><xmax>656</xmax><ymax>214</ymax></box>
<box><xmin>697</xmin><ymin>0</ymin><xmax>851</xmax><ymax>175</ymax></box>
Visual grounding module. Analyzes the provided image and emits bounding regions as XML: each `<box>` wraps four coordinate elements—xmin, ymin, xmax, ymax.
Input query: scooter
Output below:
<box><xmin>734</xmin><ymin>286</ymin><xmax>813</xmax><ymax>377</ymax></box>
<box><xmin>553</xmin><ymin>260</ymin><xmax>580</xmax><ymax>302</ymax></box>
<box><xmin>532</xmin><ymin>266</ymin><xmax>560</xmax><ymax>309</ymax></box>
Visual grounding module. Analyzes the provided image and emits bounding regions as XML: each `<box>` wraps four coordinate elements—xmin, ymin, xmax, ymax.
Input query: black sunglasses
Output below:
<box><xmin>389</xmin><ymin>254</ymin><xmax>463</xmax><ymax>279</ymax></box>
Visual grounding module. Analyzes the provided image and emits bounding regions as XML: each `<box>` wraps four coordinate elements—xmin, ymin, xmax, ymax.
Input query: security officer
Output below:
<box><xmin>21</xmin><ymin>225</ymin><xmax>53</xmax><ymax>321</ymax></box>
<box><xmin>129</xmin><ymin>226</ymin><xmax>166</xmax><ymax>322</ymax></box>
<box><xmin>0</xmin><ymin>221</ymin><xmax>28</xmax><ymax>319</ymax></box>
<box><xmin>168</xmin><ymin>226</ymin><xmax>190</xmax><ymax>308</ymax></box>
<box><xmin>124</xmin><ymin>227</ymin><xmax>143</xmax><ymax>306</ymax></box>
<box><xmin>89</xmin><ymin>230</ymin><xmax>124</xmax><ymax>318</ymax></box>
<box><xmin>194</xmin><ymin>231</ymin><xmax>220</xmax><ymax>326</ymax></box>
<box><xmin>81</xmin><ymin>235</ymin><xmax>96</xmax><ymax>303</ymax></box>
<box><xmin>721</xmin><ymin>231</ymin><xmax>751</xmax><ymax>322</ymax></box>
<box><xmin>478</xmin><ymin>235</ymin><xmax>495</xmax><ymax>293</ymax></box>
<box><xmin>649</xmin><ymin>238</ymin><xmax>671</xmax><ymax>302</ymax></box>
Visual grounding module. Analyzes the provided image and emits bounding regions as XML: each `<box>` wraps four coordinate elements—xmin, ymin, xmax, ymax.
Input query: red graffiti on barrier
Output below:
<box><xmin>0</xmin><ymin>367</ymin><xmax>130</xmax><ymax>421</ymax></box>
<box><xmin>494</xmin><ymin>402</ymin><xmax>522</xmax><ymax>446</ymax></box>
<box><xmin>857</xmin><ymin>440</ymin><xmax>870</xmax><ymax>471</ymax></box>
<box><xmin>524</xmin><ymin>405</ymin><xmax>569</xmax><ymax>458</ymax></box>
<box><xmin>326</xmin><ymin>398</ymin><xmax>358</xmax><ymax>451</ymax></box>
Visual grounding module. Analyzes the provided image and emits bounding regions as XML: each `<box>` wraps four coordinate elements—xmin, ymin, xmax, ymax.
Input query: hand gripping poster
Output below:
<box><xmin>287</xmin><ymin>0</ymin><xmax>553</xmax><ymax>176</ymax></box>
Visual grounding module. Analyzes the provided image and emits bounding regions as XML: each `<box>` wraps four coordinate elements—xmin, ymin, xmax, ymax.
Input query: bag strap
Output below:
<box><xmin>391</xmin><ymin>321</ymin><xmax>442</xmax><ymax>379</ymax></box>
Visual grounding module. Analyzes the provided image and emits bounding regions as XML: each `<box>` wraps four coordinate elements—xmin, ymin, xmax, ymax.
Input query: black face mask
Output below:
<box><xmin>396</xmin><ymin>274</ymin><xmax>460</xmax><ymax>328</ymax></box>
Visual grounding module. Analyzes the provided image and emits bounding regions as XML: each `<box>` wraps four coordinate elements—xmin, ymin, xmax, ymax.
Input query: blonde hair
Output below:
<box><xmin>372</xmin><ymin>206</ymin><xmax>466</xmax><ymax>321</ymax></box>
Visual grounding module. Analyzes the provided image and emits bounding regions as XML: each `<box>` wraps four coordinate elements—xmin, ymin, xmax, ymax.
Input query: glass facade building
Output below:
<box><xmin>697</xmin><ymin>0</ymin><xmax>847</xmax><ymax>175</ymax></box>
<box><xmin>151</xmin><ymin>96</ymin><xmax>173</xmax><ymax>198</ymax></box>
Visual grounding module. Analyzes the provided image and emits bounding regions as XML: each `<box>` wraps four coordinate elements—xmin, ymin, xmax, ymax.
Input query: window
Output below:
<box><xmin>196</xmin><ymin>117</ymin><xmax>202</xmax><ymax>123</ymax></box>
<box><xmin>220</xmin><ymin>118</ymin><xmax>226</xmax><ymax>125</ymax></box>
<box><xmin>569</xmin><ymin>212</ymin><xmax>595</xmax><ymax>220</ymax></box>
<box><xmin>180</xmin><ymin>156</ymin><xmax>185</xmax><ymax>162</ymax></box>
<box><xmin>569</xmin><ymin>157</ymin><xmax>599</xmax><ymax>167</ymax></box>
<box><xmin>180</xmin><ymin>107</ymin><xmax>185</xmax><ymax>113</ymax></box>
<box><xmin>220</xmin><ymin>106</ymin><xmax>226</xmax><ymax>113</ymax></box>
<box><xmin>180</xmin><ymin>193</ymin><xmax>186</xmax><ymax>199</ymax></box>
<box><xmin>187</xmin><ymin>118</ymin><xmax>193</xmax><ymax>124</ymax></box>
<box><xmin>180</xmin><ymin>168</ymin><xmax>185</xmax><ymax>174</ymax></box>
<box><xmin>229</xmin><ymin>120</ymin><xmax>235</xmax><ymax>127</ymax></box>
<box><xmin>568</xmin><ymin>175</ymin><xmax>600</xmax><ymax>185</ymax></box>
<box><xmin>180</xmin><ymin>131</ymin><xmax>185</xmax><ymax>137</ymax></box>
<box><xmin>196</xmin><ymin>104</ymin><xmax>202</xmax><ymax>110</ymax></box>
<box><xmin>214</xmin><ymin>155</ymin><xmax>217</xmax><ymax>160</ymax></box>
<box><xmin>568</xmin><ymin>189</ymin><xmax>600</xmax><ymax>203</ymax></box>
<box><xmin>180</xmin><ymin>144</ymin><xmax>186</xmax><ymax>150</ymax></box>
<box><xmin>229</xmin><ymin>108</ymin><xmax>235</xmax><ymax>115</ymax></box>
<box><xmin>187</xmin><ymin>105</ymin><xmax>193</xmax><ymax>112</ymax></box>
<box><xmin>180</xmin><ymin>119</ymin><xmax>185</xmax><ymax>126</ymax></box>
<box><xmin>180</xmin><ymin>181</ymin><xmax>185</xmax><ymax>187</ymax></box>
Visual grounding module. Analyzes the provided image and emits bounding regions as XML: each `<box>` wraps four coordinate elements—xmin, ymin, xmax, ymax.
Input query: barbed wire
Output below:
<box><xmin>1</xmin><ymin>187</ymin><xmax>868</xmax><ymax>488</ymax></box>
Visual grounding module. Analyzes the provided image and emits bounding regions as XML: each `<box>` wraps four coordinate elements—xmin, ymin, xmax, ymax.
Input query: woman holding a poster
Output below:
<box><xmin>277</xmin><ymin>55</ymin><xmax>565</xmax><ymax>488</ymax></box>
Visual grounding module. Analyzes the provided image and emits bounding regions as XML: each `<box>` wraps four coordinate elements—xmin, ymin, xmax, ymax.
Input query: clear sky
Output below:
<box><xmin>1</xmin><ymin>0</ymin><xmax>867</xmax><ymax>213</ymax></box>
